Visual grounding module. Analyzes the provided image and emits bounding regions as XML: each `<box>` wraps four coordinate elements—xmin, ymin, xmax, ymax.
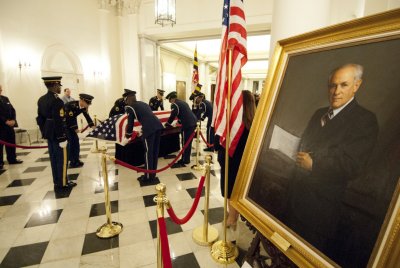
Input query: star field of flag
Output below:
<box><xmin>88</xmin><ymin>114</ymin><xmax>120</xmax><ymax>141</ymax></box>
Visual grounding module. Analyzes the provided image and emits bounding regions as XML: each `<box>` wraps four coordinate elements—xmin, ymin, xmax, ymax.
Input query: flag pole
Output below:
<box><xmin>211</xmin><ymin>48</ymin><xmax>239</xmax><ymax>264</ymax></box>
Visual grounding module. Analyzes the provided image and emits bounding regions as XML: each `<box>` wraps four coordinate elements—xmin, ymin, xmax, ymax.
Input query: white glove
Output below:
<box><xmin>121</xmin><ymin>136</ymin><xmax>130</xmax><ymax>146</ymax></box>
<box><xmin>59</xmin><ymin>141</ymin><xmax>67</xmax><ymax>148</ymax></box>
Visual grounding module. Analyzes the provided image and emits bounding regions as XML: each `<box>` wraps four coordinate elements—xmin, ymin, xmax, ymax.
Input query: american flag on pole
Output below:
<box><xmin>212</xmin><ymin>0</ymin><xmax>247</xmax><ymax>157</ymax></box>
<box><xmin>191</xmin><ymin>45</ymin><xmax>199</xmax><ymax>92</ymax></box>
<box><xmin>87</xmin><ymin>111</ymin><xmax>177</xmax><ymax>144</ymax></box>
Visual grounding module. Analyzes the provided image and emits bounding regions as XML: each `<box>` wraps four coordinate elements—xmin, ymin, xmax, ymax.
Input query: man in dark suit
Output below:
<box><xmin>0</xmin><ymin>85</ymin><xmax>23</xmax><ymax>169</ymax></box>
<box><xmin>37</xmin><ymin>76</ymin><xmax>76</xmax><ymax>190</ymax></box>
<box><xmin>165</xmin><ymin>91</ymin><xmax>197</xmax><ymax>166</ymax></box>
<box><xmin>149</xmin><ymin>89</ymin><xmax>165</xmax><ymax>111</ymax></box>
<box><xmin>64</xmin><ymin>93</ymin><xmax>95</xmax><ymax>168</ymax></box>
<box><xmin>124</xmin><ymin>89</ymin><xmax>163</xmax><ymax>183</ymax></box>
<box><xmin>109</xmin><ymin>89</ymin><xmax>131</xmax><ymax>117</ymax></box>
<box><xmin>197</xmin><ymin>93</ymin><xmax>214</xmax><ymax>151</ymax></box>
<box><xmin>286</xmin><ymin>64</ymin><xmax>379</xmax><ymax>258</ymax></box>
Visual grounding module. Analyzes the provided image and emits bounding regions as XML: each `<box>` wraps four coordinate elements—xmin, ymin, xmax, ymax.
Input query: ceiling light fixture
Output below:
<box><xmin>155</xmin><ymin>0</ymin><xmax>176</xmax><ymax>27</ymax></box>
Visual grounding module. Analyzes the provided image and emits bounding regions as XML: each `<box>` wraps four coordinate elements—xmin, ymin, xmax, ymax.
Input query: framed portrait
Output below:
<box><xmin>231</xmin><ymin>9</ymin><xmax>400</xmax><ymax>267</ymax></box>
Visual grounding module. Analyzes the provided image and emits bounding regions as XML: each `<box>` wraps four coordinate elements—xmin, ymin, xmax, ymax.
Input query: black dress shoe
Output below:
<box><xmin>67</xmin><ymin>181</ymin><xmax>77</xmax><ymax>187</ymax></box>
<box><xmin>69</xmin><ymin>162</ymin><xmax>84</xmax><ymax>168</ymax></box>
<box><xmin>9</xmin><ymin>159</ymin><xmax>23</xmax><ymax>164</ymax></box>
<box><xmin>203</xmin><ymin>147</ymin><xmax>214</xmax><ymax>152</ymax></box>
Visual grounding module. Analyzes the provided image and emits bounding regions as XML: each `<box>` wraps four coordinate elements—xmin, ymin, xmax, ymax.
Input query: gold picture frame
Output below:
<box><xmin>231</xmin><ymin>9</ymin><xmax>400</xmax><ymax>267</ymax></box>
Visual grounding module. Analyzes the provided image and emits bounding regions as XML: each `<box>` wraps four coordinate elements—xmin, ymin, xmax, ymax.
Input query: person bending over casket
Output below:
<box><xmin>123</xmin><ymin>89</ymin><xmax>163</xmax><ymax>183</ymax></box>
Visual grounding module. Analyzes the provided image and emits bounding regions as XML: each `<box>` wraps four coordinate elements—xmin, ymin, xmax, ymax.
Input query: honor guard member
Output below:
<box><xmin>149</xmin><ymin>89</ymin><xmax>165</xmax><ymax>111</ymax></box>
<box><xmin>197</xmin><ymin>93</ymin><xmax>214</xmax><ymax>151</ymax></box>
<box><xmin>189</xmin><ymin>84</ymin><xmax>203</xmax><ymax>120</ymax></box>
<box><xmin>65</xmin><ymin>93</ymin><xmax>95</xmax><ymax>168</ymax></box>
<box><xmin>37</xmin><ymin>76</ymin><xmax>76</xmax><ymax>190</ymax></box>
<box><xmin>165</xmin><ymin>91</ymin><xmax>197</xmax><ymax>166</ymax></box>
<box><xmin>124</xmin><ymin>89</ymin><xmax>163</xmax><ymax>183</ymax></box>
<box><xmin>0</xmin><ymin>85</ymin><xmax>23</xmax><ymax>169</ymax></box>
<box><xmin>109</xmin><ymin>89</ymin><xmax>130</xmax><ymax>117</ymax></box>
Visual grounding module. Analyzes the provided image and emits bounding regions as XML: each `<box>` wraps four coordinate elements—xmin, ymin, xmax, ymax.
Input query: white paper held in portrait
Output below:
<box><xmin>269</xmin><ymin>125</ymin><xmax>300</xmax><ymax>161</ymax></box>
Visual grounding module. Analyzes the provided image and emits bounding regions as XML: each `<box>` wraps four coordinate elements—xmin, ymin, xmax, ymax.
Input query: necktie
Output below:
<box><xmin>321</xmin><ymin>108</ymin><xmax>333</xmax><ymax>127</ymax></box>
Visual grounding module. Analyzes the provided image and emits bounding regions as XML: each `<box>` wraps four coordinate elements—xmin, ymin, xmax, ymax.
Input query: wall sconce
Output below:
<box><xmin>18</xmin><ymin>61</ymin><xmax>31</xmax><ymax>70</ymax></box>
<box><xmin>155</xmin><ymin>0</ymin><xmax>176</xmax><ymax>27</ymax></box>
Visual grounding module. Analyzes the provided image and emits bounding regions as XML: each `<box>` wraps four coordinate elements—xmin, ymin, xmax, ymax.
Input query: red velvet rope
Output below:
<box><xmin>80</xmin><ymin>125</ymin><xmax>89</xmax><ymax>132</ymax></box>
<box><xmin>114</xmin><ymin>130</ymin><xmax>196</xmax><ymax>174</ymax></box>
<box><xmin>0</xmin><ymin>139</ymin><xmax>47</xmax><ymax>149</ymax></box>
<box><xmin>199</xmin><ymin>131</ymin><xmax>214</xmax><ymax>147</ymax></box>
<box><xmin>157</xmin><ymin>217</ymin><xmax>172</xmax><ymax>268</ymax></box>
<box><xmin>166</xmin><ymin>175</ymin><xmax>205</xmax><ymax>225</ymax></box>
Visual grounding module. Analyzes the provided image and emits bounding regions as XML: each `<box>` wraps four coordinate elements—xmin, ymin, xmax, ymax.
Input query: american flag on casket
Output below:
<box><xmin>87</xmin><ymin>110</ymin><xmax>178</xmax><ymax>144</ymax></box>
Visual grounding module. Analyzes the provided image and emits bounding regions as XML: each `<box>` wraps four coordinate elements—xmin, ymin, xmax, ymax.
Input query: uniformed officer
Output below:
<box><xmin>189</xmin><ymin>84</ymin><xmax>202</xmax><ymax>119</ymax></box>
<box><xmin>109</xmin><ymin>88</ymin><xmax>131</xmax><ymax>117</ymax></box>
<box><xmin>0</xmin><ymin>85</ymin><xmax>23</xmax><ymax>169</ymax></box>
<box><xmin>149</xmin><ymin>89</ymin><xmax>165</xmax><ymax>111</ymax></box>
<box><xmin>124</xmin><ymin>89</ymin><xmax>163</xmax><ymax>182</ymax></box>
<box><xmin>165</xmin><ymin>91</ymin><xmax>197</xmax><ymax>166</ymax></box>
<box><xmin>197</xmin><ymin>93</ymin><xmax>214</xmax><ymax>151</ymax></box>
<box><xmin>37</xmin><ymin>76</ymin><xmax>76</xmax><ymax>190</ymax></box>
<box><xmin>64</xmin><ymin>93</ymin><xmax>95</xmax><ymax>168</ymax></box>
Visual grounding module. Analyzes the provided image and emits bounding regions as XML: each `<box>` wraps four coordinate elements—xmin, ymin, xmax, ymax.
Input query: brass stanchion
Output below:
<box><xmin>191</xmin><ymin>122</ymin><xmax>204</xmax><ymax>170</ymax></box>
<box><xmin>154</xmin><ymin>183</ymin><xmax>168</xmax><ymax>268</ymax></box>
<box><xmin>210</xmin><ymin>49</ymin><xmax>238</xmax><ymax>264</ymax></box>
<box><xmin>96</xmin><ymin>147</ymin><xmax>123</xmax><ymax>238</ymax></box>
<box><xmin>91</xmin><ymin>115</ymin><xmax>100</xmax><ymax>153</ymax></box>
<box><xmin>192</xmin><ymin>155</ymin><xmax>219</xmax><ymax>245</ymax></box>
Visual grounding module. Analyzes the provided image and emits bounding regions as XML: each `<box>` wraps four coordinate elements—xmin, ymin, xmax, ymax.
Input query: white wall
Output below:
<box><xmin>0</xmin><ymin>0</ymin><xmax>122</xmax><ymax>130</ymax></box>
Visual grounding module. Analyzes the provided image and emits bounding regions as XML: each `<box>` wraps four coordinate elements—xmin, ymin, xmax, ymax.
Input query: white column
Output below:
<box><xmin>269</xmin><ymin>0</ymin><xmax>331</xmax><ymax>58</ymax></box>
<box><xmin>139</xmin><ymin>37</ymin><xmax>158</xmax><ymax>102</ymax></box>
<box><xmin>119</xmin><ymin>14</ymin><xmax>141</xmax><ymax>94</ymax></box>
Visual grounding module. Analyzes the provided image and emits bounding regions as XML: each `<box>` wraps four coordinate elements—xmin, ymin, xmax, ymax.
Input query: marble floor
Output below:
<box><xmin>0</xmin><ymin>137</ymin><xmax>256</xmax><ymax>267</ymax></box>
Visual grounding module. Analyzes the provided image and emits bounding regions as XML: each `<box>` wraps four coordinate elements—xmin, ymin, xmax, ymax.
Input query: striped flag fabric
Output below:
<box><xmin>212</xmin><ymin>0</ymin><xmax>247</xmax><ymax>157</ymax></box>
<box><xmin>87</xmin><ymin>111</ymin><xmax>178</xmax><ymax>144</ymax></box>
<box><xmin>191</xmin><ymin>45</ymin><xmax>199</xmax><ymax>92</ymax></box>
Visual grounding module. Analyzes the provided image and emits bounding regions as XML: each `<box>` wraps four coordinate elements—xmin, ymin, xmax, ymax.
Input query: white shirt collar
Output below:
<box><xmin>330</xmin><ymin>97</ymin><xmax>354</xmax><ymax>118</ymax></box>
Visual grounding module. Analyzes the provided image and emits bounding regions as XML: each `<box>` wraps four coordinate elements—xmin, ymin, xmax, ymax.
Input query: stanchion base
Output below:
<box><xmin>91</xmin><ymin>148</ymin><xmax>101</xmax><ymax>153</ymax></box>
<box><xmin>210</xmin><ymin>240</ymin><xmax>239</xmax><ymax>264</ymax></box>
<box><xmin>96</xmin><ymin>222</ymin><xmax>123</xmax><ymax>238</ymax></box>
<box><xmin>191</xmin><ymin>164</ymin><xmax>205</xmax><ymax>171</ymax></box>
<box><xmin>192</xmin><ymin>225</ymin><xmax>219</xmax><ymax>246</ymax></box>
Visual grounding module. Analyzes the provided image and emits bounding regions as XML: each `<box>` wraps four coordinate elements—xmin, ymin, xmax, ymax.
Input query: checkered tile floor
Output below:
<box><xmin>0</xmin><ymin>138</ymin><xmax>255</xmax><ymax>267</ymax></box>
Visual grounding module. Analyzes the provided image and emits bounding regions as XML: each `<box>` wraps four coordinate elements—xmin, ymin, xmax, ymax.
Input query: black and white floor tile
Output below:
<box><xmin>0</xmin><ymin>138</ymin><xmax>255</xmax><ymax>267</ymax></box>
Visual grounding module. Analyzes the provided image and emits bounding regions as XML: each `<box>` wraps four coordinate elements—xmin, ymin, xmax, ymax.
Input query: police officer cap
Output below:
<box><xmin>165</xmin><ymin>91</ymin><xmax>177</xmax><ymax>100</ymax></box>
<box><xmin>79</xmin><ymin>93</ymin><xmax>94</xmax><ymax>105</ymax></box>
<box><xmin>42</xmin><ymin>76</ymin><xmax>62</xmax><ymax>86</ymax></box>
<box><xmin>123</xmin><ymin>89</ymin><xmax>136</xmax><ymax>98</ymax></box>
<box><xmin>157</xmin><ymin>89</ymin><xmax>165</xmax><ymax>96</ymax></box>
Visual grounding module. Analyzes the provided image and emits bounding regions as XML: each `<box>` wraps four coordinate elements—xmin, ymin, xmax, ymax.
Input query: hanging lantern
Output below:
<box><xmin>155</xmin><ymin>0</ymin><xmax>176</xmax><ymax>27</ymax></box>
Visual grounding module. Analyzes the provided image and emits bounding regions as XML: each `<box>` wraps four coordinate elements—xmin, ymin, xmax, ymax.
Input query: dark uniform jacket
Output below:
<box><xmin>167</xmin><ymin>99</ymin><xmax>197</xmax><ymax>129</ymax></box>
<box><xmin>0</xmin><ymin>96</ymin><xmax>16</xmax><ymax>127</ymax></box>
<box><xmin>199</xmin><ymin>99</ymin><xmax>213</xmax><ymax>126</ymax></box>
<box><xmin>36</xmin><ymin>91</ymin><xmax>67</xmax><ymax>142</ymax></box>
<box><xmin>125</xmin><ymin>101</ymin><xmax>163</xmax><ymax>138</ymax></box>
<box><xmin>64</xmin><ymin>101</ymin><xmax>94</xmax><ymax>130</ymax></box>
<box><xmin>149</xmin><ymin>96</ymin><xmax>164</xmax><ymax>111</ymax></box>
<box><xmin>109</xmin><ymin>98</ymin><xmax>126</xmax><ymax>117</ymax></box>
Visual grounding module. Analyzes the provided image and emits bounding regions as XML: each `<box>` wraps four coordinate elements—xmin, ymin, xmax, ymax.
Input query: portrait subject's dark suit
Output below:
<box><xmin>285</xmin><ymin>99</ymin><xmax>378</xmax><ymax>257</ymax></box>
